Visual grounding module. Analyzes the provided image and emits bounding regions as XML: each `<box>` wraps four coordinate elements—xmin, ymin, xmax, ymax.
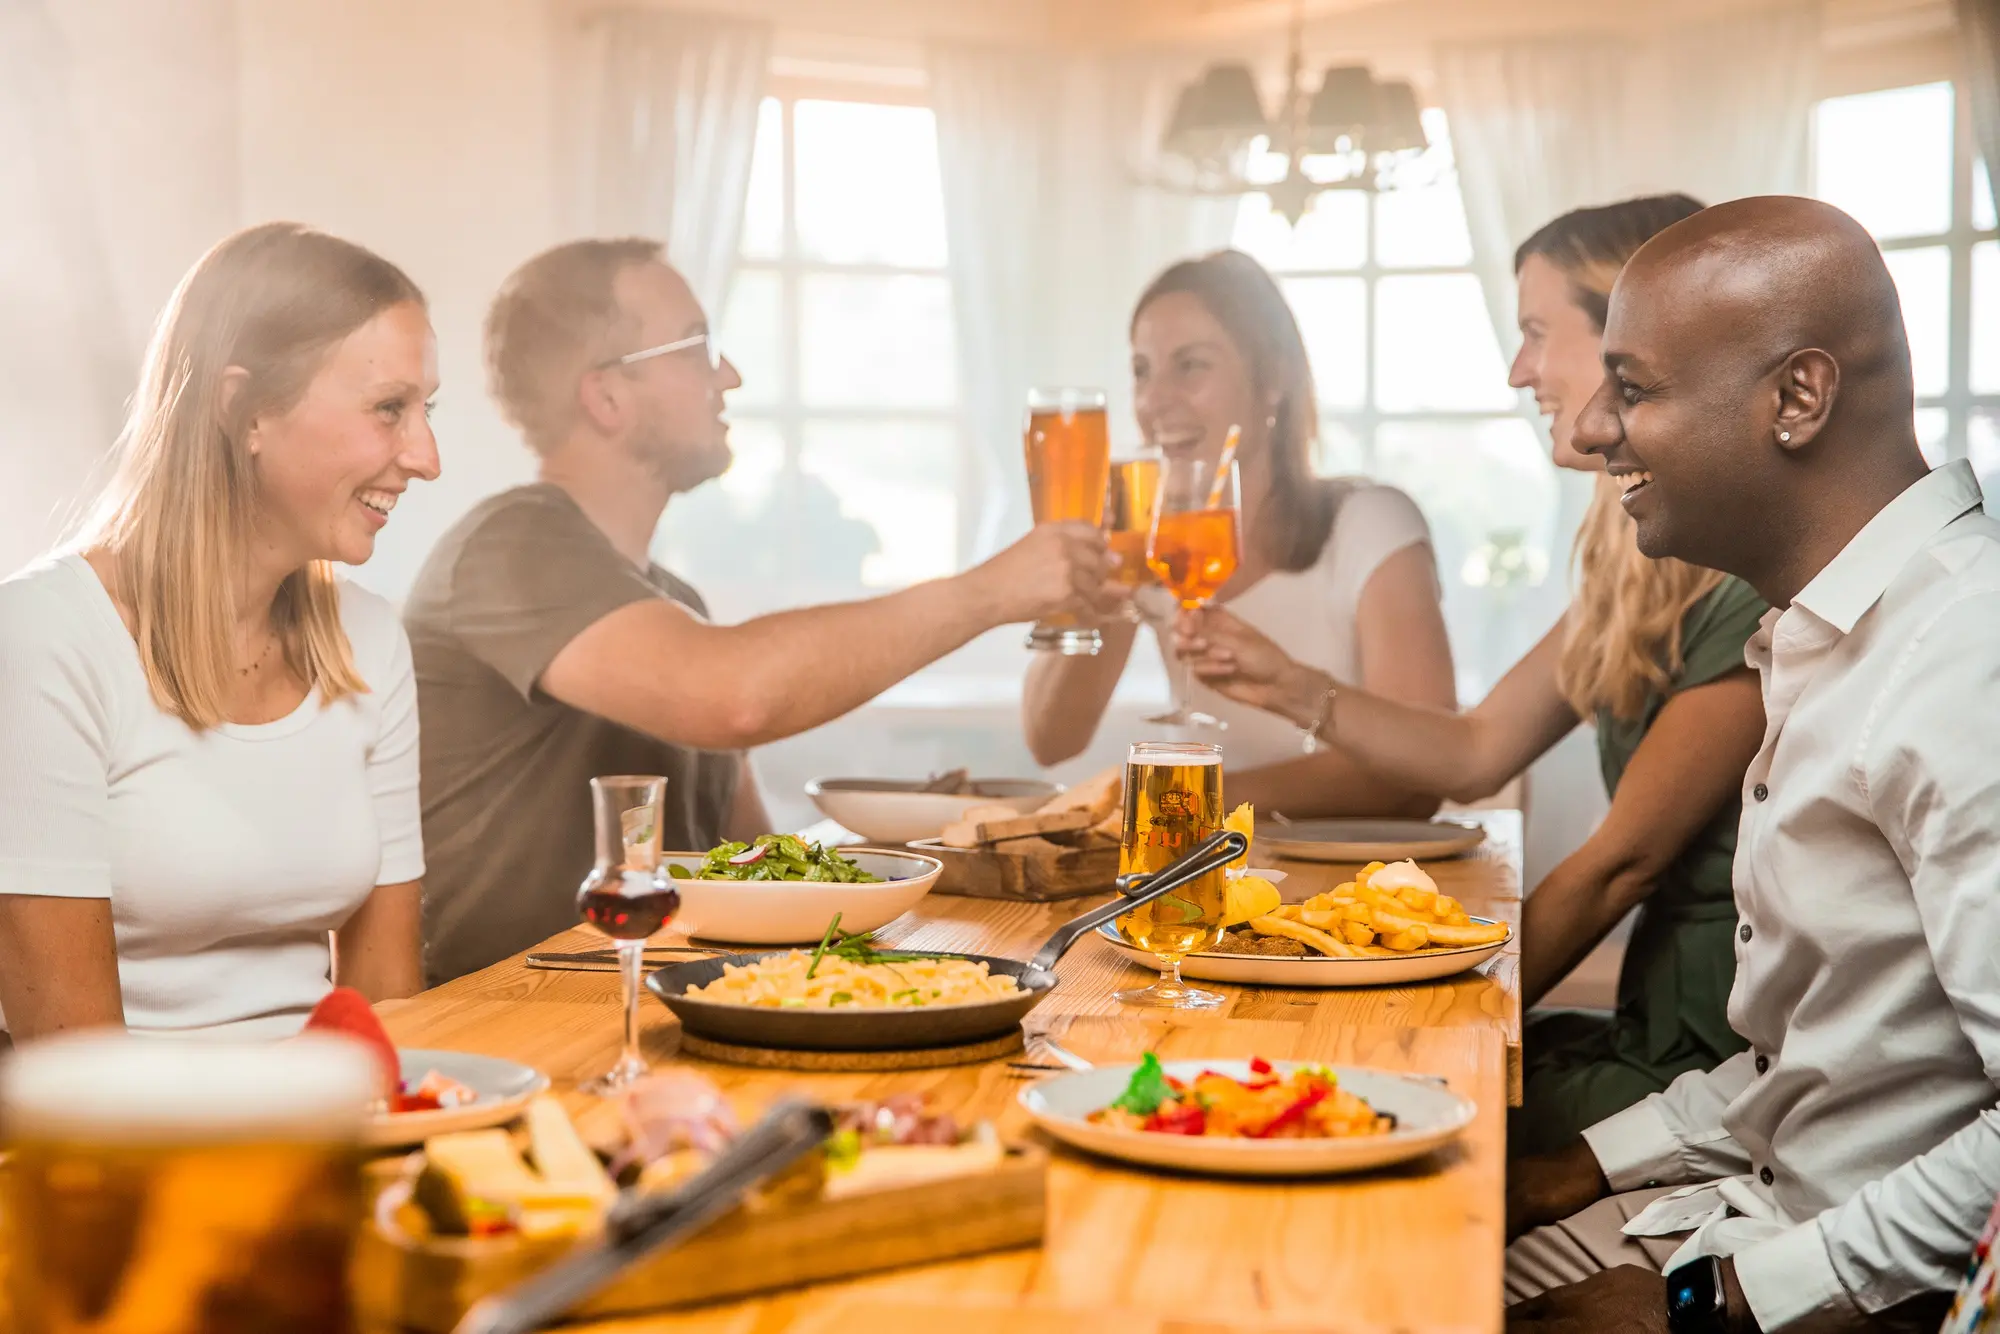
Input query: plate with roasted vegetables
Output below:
<box><xmin>1018</xmin><ymin>1054</ymin><xmax>1475</xmax><ymax>1176</ymax></box>
<box><xmin>663</xmin><ymin>837</ymin><xmax>942</xmax><ymax>944</ymax></box>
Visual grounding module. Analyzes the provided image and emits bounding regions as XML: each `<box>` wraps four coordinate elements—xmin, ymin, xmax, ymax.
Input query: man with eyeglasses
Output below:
<box><xmin>405</xmin><ymin>238</ymin><xmax>1113</xmax><ymax>985</ymax></box>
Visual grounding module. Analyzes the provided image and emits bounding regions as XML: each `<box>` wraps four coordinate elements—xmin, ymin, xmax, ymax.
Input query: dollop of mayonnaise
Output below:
<box><xmin>1366</xmin><ymin>859</ymin><xmax>1437</xmax><ymax>895</ymax></box>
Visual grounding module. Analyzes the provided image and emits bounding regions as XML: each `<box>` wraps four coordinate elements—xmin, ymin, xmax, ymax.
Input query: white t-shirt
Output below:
<box><xmin>0</xmin><ymin>554</ymin><xmax>425</xmax><ymax>1039</ymax></box>
<box><xmin>1136</xmin><ymin>482</ymin><xmax>1441</xmax><ymax>768</ymax></box>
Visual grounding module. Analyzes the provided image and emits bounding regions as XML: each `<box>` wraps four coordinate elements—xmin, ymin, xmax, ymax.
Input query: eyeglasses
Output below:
<box><xmin>596</xmin><ymin>331</ymin><xmax>722</xmax><ymax>372</ymax></box>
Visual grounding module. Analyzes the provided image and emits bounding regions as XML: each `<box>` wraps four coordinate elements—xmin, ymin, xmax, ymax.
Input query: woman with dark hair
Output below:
<box><xmin>1176</xmin><ymin>195</ymin><xmax>1771</xmax><ymax>1152</ymax></box>
<box><xmin>1024</xmin><ymin>249</ymin><xmax>1459</xmax><ymax>818</ymax></box>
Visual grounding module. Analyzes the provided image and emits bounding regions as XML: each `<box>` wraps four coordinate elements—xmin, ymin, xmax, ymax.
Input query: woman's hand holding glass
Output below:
<box><xmin>1174</xmin><ymin>605</ymin><xmax>1335</xmax><ymax>730</ymax></box>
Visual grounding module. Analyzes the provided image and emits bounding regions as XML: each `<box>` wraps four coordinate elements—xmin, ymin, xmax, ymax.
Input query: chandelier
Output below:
<box><xmin>1152</xmin><ymin>2</ymin><xmax>1432</xmax><ymax>225</ymax></box>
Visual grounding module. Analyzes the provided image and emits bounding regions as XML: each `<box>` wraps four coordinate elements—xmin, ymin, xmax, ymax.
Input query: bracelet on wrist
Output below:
<box><xmin>1297</xmin><ymin>678</ymin><xmax>1338</xmax><ymax>755</ymax></box>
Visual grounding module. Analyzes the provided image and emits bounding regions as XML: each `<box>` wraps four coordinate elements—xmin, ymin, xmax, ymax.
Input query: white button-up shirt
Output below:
<box><xmin>1582</xmin><ymin>461</ymin><xmax>2000</xmax><ymax>1331</ymax></box>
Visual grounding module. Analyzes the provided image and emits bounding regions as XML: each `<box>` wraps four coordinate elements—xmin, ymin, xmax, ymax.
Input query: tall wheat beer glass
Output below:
<box><xmin>2</xmin><ymin>1032</ymin><xmax>376</xmax><ymax>1334</ymax></box>
<box><xmin>1115</xmin><ymin>740</ymin><xmax>1227</xmax><ymax>1010</ymax></box>
<box><xmin>1023</xmin><ymin>387</ymin><xmax>1111</xmax><ymax>654</ymax></box>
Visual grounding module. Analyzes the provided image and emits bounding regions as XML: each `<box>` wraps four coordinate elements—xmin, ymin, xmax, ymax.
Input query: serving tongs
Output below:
<box><xmin>1023</xmin><ymin>828</ymin><xmax>1249</xmax><ymax>975</ymax></box>
<box><xmin>452</xmin><ymin>1098</ymin><xmax>835</xmax><ymax>1334</ymax></box>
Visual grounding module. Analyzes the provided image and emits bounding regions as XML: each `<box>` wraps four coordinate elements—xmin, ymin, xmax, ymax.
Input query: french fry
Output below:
<box><xmin>1270</xmin><ymin>904</ymin><xmax>1304</xmax><ymax>921</ymax></box>
<box><xmin>1248</xmin><ymin>915</ymin><xmax>1361</xmax><ymax>958</ymax></box>
<box><xmin>1370</xmin><ymin>905</ymin><xmax>1509</xmax><ymax>947</ymax></box>
<box><xmin>1342</xmin><ymin>921</ymin><xmax>1375</xmax><ymax>948</ymax></box>
<box><xmin>1299</xmin><ymin>910</ymin><xmax>1342</xmax><ymax>929</ymax></box>
<box><xmin>1335</xmin><ymin>902</ymin><xmax>1373</xmax><ymax>925</ymax></box>
<box><xmin>1396</xmin><ymin>886</ymin><xmax>1438</xmax><ymax>913</ymax></box>
<box><xmin>1434</xmin><ymin>895</ymin><xmax>1463</xmax><ymax>919</ymax></box>
<box><xmin>1380</xmin><ymin>925</ymin><xmax>1429</xmax><ymax>951</ymax></box>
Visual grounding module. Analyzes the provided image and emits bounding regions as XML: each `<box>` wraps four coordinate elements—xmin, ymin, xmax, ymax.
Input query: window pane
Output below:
<box><xmin>800</xmin><ymin>419</ymin><xmax>958</xmax><ymax>588</ymax></box>
<box><xmin>653</xmin><ymin>418</ymin><xmax>790</xmax><ymax>620</ymax></box>
<box><xmin>1915</xmin><ymin>406</ymin><xmax>1950</xmax><ymax>467</ymax></box>
<box><xmin>1233</xmin><ymin>191</ymin><xmax>1367</xmax><ymax>272</ymax></box>
<box><xmin>717</xmin><ymin>268</ymin><xmax>781</xmax><ymax>409</ymax></box>
<box><xmin>1318</xmin><ymin>417</ymin><xmax>1368</xmax><ymax>475</ymax></box>
<box><xmin>1885</xmin><ymin>246</ymin><xmax>1950</xmax><ymax>397</ymax></box>
<box><xmin>1976</xmin><ymin>157</ymin><xmax>1996</xmax><ymax>233</ymax></box>
<box><xmin>1374</xmin><ymin>274</ymin><xmax>1514</xmax><ymax>411</ymax></box>
<box><xmin>1373</xmin><ymin>111</ymin><xmax>1473</xmax><ymax>268</ymax></box>
<box><xmin>1813</xmin><ymin>84</ymin><xmax>1953</xmax><ymax>240</ymax></box>
<box><xmin>800</xmin><ymin>274</ymin><xmax>956</xmax><ymax>408</ymax></box>
<box><xmin>794</xmin><ymin>101</ymin><xmax>947</xmax><ymax>266</ymax></box>
<box><xmin>1280</xmin><ymin>276</ymin><xmax>1366</xmax><ymax>409</ymax></box>
<box><xmin>740</xmin><ymin>97</ymin><xmax>783</xmax><ymax>261</ymax></box>
<box><xmin>1971</xmin><ymin>410</ymin><xmax>2000</xmax><ymax>508</ymax></box>
<box><xmin>1973</xmin><ymin>240</ymin><xmax>2000</xmax><ymax>395</ymax></box>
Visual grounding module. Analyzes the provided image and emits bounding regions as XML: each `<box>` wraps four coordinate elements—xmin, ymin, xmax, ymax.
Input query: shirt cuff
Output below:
<box><xmin>1732</xmin><ymin>1219</ymin><xmax>1859</xmax><ymax>1331</ymax></box>
<box><xmin>0</xmin><ymin>858</ymin><xmax>112</xmax><ymax>899</ymax></box>
<box><xmin>1581</xmin><ymin>1098</ymin><xmax>1684</xmax><ymax>1192</ymax></box>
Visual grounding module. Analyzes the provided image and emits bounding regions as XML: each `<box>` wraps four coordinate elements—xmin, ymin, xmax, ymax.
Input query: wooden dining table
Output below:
<box><xmin>373</xmin><ymin>811</ymin><xmax>1524</xmax><ymax>1334</ymax></box>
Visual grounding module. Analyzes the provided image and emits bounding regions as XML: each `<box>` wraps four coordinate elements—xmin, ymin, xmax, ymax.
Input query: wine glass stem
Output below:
<box><xmin>1179</xmin><ymin>650</ymin><xmax>1195</xmax><ymax>716</ymax></box>
<box><xmin>618</xmin><ymin>938</ymin><xmax>645</xmax><ymax>1070</ymax></box>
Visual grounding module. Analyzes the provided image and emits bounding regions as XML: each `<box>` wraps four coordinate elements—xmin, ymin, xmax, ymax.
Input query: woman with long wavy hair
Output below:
<box><xmin>1176</xmin><ymin>195</ymin><xmax>1768</xmax><ymax>1153</ymax></box>
<box><xmin>0</xmin><ymin>222</ymin><xmax>441</xmax><ymax>1041</ymax></box>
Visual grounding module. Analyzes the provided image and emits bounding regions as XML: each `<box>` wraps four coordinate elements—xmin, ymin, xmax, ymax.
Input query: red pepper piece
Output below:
<box><xmin>1251</xmin><ymin>1085</ymin><xmax>1330</xmax><ymax>1138</ymax></box>
<box><xmin>1249</xmin><ymin>1056</ymin><xmax>1273</xmax><ymax>1076</ymax></box>
<box><xmin>1143</xmin><ymin>1101</ymin><xmax>1208</xmax><ymax>1136</ymax></box>
<box><xmin>301</xmin><ymin>986</ymin><xmax>400</xmax><ymax>1099</ymax></box>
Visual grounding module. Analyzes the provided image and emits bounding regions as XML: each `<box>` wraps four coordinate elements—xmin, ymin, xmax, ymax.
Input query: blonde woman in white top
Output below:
<box><xmin>1023</xmin><ymin>249</ymin><xmax>1457</xmax><ymax>816</ymax></box>
<box><xmin>0</xmin><ymin>222</ymin><xmax>441</xmax><ymax>1041</ymax></box>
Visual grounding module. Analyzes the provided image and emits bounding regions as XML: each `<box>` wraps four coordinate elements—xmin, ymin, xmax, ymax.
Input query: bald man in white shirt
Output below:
<box><xmin>1503</xmin><ymin>196</ymin><xmax>2000</xmax><ymax>1334</ymax></box>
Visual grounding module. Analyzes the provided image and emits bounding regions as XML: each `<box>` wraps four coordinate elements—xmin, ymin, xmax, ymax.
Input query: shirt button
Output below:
<box><xmin>1740</xmin><ymin>924</ymin><xmax>1753</xmax><ymax>943</ymax></box>
<box><xmin>1753</xmin><ymin>783</ymin><xmax>1769</xmax><ymax>802</ymax></box>
<box><xmin>1760</xmin><ymin>1166</ymin><xmax>1775</xmax><ymax>1186</ymax></box>
<box><xmin>1755</xmin><ymin>1054</ymin><xmax>1769</xmax><ymax>1075</ymax></box>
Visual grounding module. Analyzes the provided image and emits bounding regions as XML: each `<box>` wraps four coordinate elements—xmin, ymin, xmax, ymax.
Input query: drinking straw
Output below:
<box><xmin>1203</xmin><ymin>425</ymin><xmax>1242</xmax><ymax>509</ymax></box>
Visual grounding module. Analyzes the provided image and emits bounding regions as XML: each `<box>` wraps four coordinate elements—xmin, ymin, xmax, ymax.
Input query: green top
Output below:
<box><xmin>1593</xmin><ymin>574</ymin><xmax>1770</xmax><ymax>1063</ymax></box>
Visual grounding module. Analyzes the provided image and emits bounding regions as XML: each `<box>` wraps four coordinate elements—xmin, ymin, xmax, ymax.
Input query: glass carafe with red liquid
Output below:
<box><xmin>576</xmin><ymin>775</ymin><xmax>677</xmax><ymax>1094</ymax></box>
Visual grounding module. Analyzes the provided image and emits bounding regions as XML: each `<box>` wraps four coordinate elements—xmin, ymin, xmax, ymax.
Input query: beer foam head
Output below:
<box><xmin>2</xmin><ymin>1032</ymin><xmax>377</xmax><ymax>1142</ymax></box>
<box><xmin>1129</xmin><ymin>741</ymin><xmax>1223</xmax><ymax>765</ymax></box>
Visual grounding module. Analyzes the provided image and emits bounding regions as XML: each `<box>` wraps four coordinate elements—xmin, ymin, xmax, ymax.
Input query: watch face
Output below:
<box><xmin>1667</xmin><ymin>1256</ymin><xmax>1725</xmax><ymax>1331</ymax></box>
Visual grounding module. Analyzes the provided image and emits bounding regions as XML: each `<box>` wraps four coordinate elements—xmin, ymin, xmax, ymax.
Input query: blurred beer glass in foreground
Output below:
<box><xmin>1023</xmin><ymin>386</ymin><xmax>1111</xmax><ymax>655</ymax></box>
<box><xmin>3</xmin><ymin>1032</ymin><xmax>376</xmax><ymax>1334</ymax></box>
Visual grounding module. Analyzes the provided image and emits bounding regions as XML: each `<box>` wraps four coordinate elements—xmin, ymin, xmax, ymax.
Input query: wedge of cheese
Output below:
<box><xmin>525</xmin><ymin>1097</ymin><xmax>617</xmax><ymax>1206</ymax></box>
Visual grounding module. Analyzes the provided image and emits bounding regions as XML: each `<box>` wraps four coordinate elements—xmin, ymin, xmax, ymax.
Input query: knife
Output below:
<box><xmin>452</xmin><ymin>1098</ymin><xmax>834</xmax><ymax>1334</ymax></box>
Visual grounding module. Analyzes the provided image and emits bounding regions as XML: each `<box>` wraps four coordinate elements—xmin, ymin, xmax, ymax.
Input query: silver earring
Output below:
<box><xmin>1779</xmin><ymin>431</ymin><xmax>1791</xmax><ymax>442</ymax></box>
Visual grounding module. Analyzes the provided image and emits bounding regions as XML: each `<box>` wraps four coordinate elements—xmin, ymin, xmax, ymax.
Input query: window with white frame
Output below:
<box><xmin>1230</xmin><ymin>110</ymin><xmax>1555</xmax><ymax>696</ymax></box>
<box><xmin>1810</xmin><ymin>82</ymin><xmax>1999</xmax><ymax>482</ymax></box>
<box><xmin>658</xmin><ymin>93</ymin><xmax>961</xmax><ymax>621</ymax></box>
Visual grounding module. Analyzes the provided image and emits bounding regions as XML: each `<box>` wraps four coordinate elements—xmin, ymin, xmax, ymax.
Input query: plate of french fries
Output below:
<box><xmin>1097</xmin><ymin>857</ymin><xmax>1512</xmax><ymax>987</ymax></box>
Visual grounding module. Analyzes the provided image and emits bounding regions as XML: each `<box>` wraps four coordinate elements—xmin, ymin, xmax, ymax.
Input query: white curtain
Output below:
<box><xmin>580</xmin><ymin>10</ymin><xmax>770</xmax><ymax>317</ymax></box>
<box><xmin>929</xmin><ymin>42</ymin><xmax>1237</xmax><ymax>560</ymax></box>
<box><xmin>1962</xmin><ymin>0</ymin><xmax>2000</xmax><ymax>224</ymax></box>
<box><xmin>0</xmin><ymin>0</ymin><xmax>131</xmax><ymax>572</ymax></box>
<box><xmin>1435</xmin><ymin>2</ymin><xmax>1823</xmax><ymax>363</ymax></box>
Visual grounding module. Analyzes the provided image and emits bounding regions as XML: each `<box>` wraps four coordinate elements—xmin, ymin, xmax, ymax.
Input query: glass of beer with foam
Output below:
<box><xmin>2</xmin><ymin>1032</ymin><xmax>377</xmax><ymax>1334</ymax></box>
<box><xmin>1115</xmin><ymin>740</ymin><xmax>1228</xmax><ymax>1010</ymax></box>
<box><xmin>1023</xmin><ymin>386</ymin><xmax>1112</xmax><ymax>655</ymax></box>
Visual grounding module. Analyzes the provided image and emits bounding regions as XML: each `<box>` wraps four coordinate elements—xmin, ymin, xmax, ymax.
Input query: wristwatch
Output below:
<box><xmin>1665</xmin><ymin>1255</ymin><xmax>1729</xmax><ymax>1334</ymax></box>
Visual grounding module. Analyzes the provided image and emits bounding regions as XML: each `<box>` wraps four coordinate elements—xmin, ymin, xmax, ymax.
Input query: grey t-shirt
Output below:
<box><xmin>404</xmin><ymin>484</ymin><xmax>738</xmax><ymax>985</ymax></box>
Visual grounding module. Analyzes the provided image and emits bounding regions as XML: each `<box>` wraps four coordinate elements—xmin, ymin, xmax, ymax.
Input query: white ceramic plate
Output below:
<box><xmin>365</xmin><ymin>1049</ymin><xmax>549</xmax><ymax>1148</ymax></box>
<box><xmin>666</xmin><ymin>848</ymin><xmax>942</xmax><ymax>944</ymax></box>
<box><xmin>805</xmin><ymin>778</ymin><xmax>1061</xmax><ymax>845</ymax></box>
<box><xmin>1094</xmin><ymin>918</ymin><xmax>1510</xmax><ymax>987</ymax></box>
<box><xmin>1258</xmin><ymin>818</ymin><xmax>1486</xmax><ymax>864</ymax></box>
<box><xmin>1020</xmin><ymin>1060</ymin><xmax>1476</xmax><ymax>1177</ymax></box>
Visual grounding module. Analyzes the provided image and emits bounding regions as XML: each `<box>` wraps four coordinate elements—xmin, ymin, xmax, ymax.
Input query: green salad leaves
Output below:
<box><xmin>667</xmin><ymin>834</ymin><xmax>883</xmax><ymax>883</ymax></box>
<box><xmin>1108</xmin><ymin>1052</ymin><xmax>1176</xmax><ymax>1117</ymax></box>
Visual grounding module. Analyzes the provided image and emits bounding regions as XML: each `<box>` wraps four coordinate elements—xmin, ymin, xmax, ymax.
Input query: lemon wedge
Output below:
<box><xmin>1223</xmin><ymin>874</ymin><xmax>1281</xmax><ymax>927</ymax></box>
<box><xmin>1223</xmin><ymin>802</ymin><xmax>1254</xmax><ymax>869</ymax></box>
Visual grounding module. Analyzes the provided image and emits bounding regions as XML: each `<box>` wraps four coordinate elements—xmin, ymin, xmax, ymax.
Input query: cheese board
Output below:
<box><xmin>908</xmin><ymin>834</ymin><xmax>1118</xmax><ymax>901</ymax></box>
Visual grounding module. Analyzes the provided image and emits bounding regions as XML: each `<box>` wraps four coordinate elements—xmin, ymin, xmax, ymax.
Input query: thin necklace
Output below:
<box><xmin>238</xmin><ymin>633</ymin><xmax>277</xmax><ymax>677</ymax></box>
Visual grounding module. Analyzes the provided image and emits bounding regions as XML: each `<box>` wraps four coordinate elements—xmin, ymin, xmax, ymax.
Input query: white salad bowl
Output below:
<box><xmin>664</xmin><ymin>848</ymin><xmax>943</xmax><ymax>945</ymax></box>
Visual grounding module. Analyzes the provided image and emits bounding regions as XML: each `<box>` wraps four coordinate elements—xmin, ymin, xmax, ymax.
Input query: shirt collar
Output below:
<box><xmin>1788</xmin><ymin>459</ymin><xmax>1984</xmax><ymax>634</ymax></box>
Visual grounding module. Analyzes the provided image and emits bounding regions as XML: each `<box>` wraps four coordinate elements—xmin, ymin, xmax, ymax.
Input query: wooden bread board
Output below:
<box><xmin>911</xmin><ymin>837</ymin><xmax>1120</xmax><ymax>901</ymax></box>
<box><xmin>353</xmin><ymin>1146</ymin><xmax>1047</xmax><ymax>1331</ymax></box>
